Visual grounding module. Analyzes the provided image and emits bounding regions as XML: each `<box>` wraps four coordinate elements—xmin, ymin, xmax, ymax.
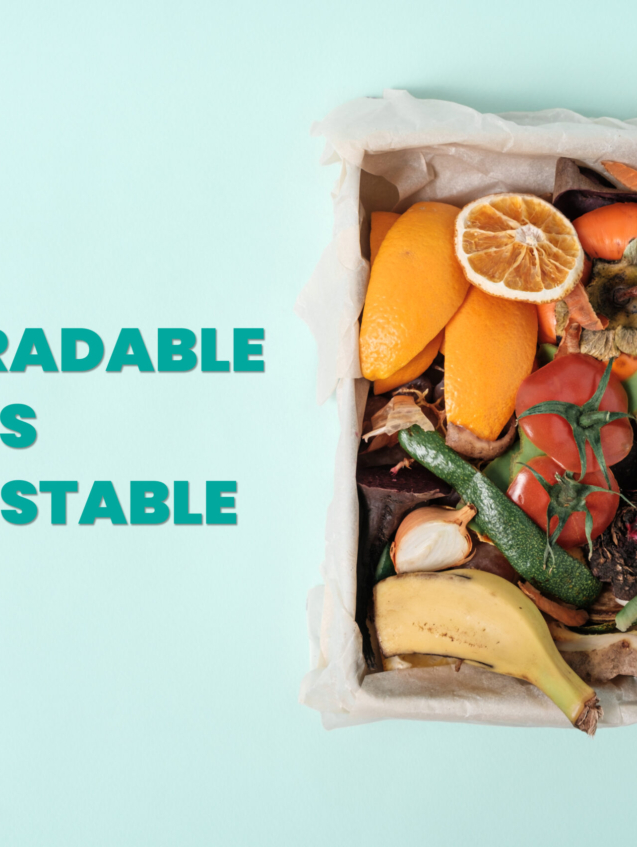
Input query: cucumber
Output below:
<box><xmin>398</xmin><ymin>426</ymin><xmax>601</xmax><ymax>608</ymax></box>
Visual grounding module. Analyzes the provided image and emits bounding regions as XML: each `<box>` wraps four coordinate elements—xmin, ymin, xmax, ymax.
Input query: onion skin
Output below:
<box><xmin>391</xmin><ymin>504</ymin><xmax>475</xmax><ymax>573</ymax></box>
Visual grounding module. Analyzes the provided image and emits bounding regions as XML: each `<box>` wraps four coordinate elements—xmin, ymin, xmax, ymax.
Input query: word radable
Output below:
<box><xmin>0</xmin><ymin>327</ymin><xmax>264</xmax><ymax>372</ymax></box>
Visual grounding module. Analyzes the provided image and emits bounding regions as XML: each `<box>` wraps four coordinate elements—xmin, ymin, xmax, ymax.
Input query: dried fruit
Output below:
<box><xmin>454</xmin><ymin>193</ymin><xmax>584</xmax><ymax>303</ymax></box>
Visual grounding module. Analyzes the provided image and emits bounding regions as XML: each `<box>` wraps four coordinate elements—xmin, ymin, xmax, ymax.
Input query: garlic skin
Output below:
<box><xmin>390</xmin><ymin>505</ymin><xmax>475</xmax><ymax>573</ymax></box>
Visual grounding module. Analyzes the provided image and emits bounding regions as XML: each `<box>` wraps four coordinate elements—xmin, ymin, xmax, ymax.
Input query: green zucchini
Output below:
<box><xmin>398</xmin><ymin>426</ymin><xmax>601</xmax><ymax>608</ymax></box>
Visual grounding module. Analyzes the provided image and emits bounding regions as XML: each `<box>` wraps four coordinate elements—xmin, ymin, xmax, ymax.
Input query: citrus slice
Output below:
<box><xmin>454</xmin><ymin>193</ymin><xmax>584</xmax><ymax>304</ymax></box>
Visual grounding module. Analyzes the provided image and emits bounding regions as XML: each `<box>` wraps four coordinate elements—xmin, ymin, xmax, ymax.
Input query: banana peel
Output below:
<box><xmin>374</xmin><ymin>569</ymin><xmax>602</xmax><ymax>734</ymax></box>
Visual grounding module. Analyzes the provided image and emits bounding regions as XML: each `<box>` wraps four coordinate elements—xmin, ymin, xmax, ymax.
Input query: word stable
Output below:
<box><xmin>1</xmin><ymin>480</ymin><xmax>237</xmax><ymax>525</ymax></box>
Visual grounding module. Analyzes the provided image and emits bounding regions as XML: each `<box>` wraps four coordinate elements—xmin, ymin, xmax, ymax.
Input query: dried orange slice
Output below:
<box><xmin>454</xmin><ymin>193</ymin><xmax>584</xmax><ymax>304</ymax></box>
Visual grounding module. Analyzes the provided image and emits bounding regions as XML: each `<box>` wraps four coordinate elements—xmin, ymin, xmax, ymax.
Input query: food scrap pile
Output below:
<box><xmin>356</xmin><ymin>158</ymin><xmax>637</xmax><ymax>735</ymax></box>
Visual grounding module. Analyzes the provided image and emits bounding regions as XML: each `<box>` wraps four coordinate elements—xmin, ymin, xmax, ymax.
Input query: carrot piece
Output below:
<box><xmin>612</xmin><ymin>353</ymin><xmax>637</xmax><ymax>381</ymax></box>
<box><xmin>537</xmin><ymin>303</ymin><xmax>557</xmax><ymax>344</ymax></box>
<box><xmin>602</xmin><ymin>161</ymin><xmax>637</xmax><ymax>191</ymax></box>
<box><xmin>519</xmin><ymin>581</ymin><xmax>588</xmax><ymax>627</ymax></box>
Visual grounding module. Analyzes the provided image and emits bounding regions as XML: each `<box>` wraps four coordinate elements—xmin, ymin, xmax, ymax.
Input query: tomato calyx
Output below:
<box><xmin>521</xmin><ymin>462</ymin><xmax>634</xmax><ymax>566</ymax></box>
<box><xmin>517</xmin><ymin>358</ymin><xmax>633</xmax><ymax>488</ymax></box>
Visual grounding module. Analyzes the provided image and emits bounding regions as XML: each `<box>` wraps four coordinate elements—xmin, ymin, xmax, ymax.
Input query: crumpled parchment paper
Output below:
<box><xmin>296</xmin><ymin>90</ymin><xmax>637</xmax><ymax>730</ymax></box>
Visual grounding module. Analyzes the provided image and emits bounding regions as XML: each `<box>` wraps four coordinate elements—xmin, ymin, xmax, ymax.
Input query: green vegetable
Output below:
<box><xmin>538</xmin><ymin>343</ymin><xmax>558</xmax><ymax>367</ymax></box>
<box><xmin>374</xmin><ymin>543</ymin><xmax>396</xmax><ymax>583</ymax></box>
<box><xmin>616</xmin><ymin>595</ymin><xmax>637</xmax><ymax>632</ymax></box>
<box><xmin>622</xmin><ymin>369</ymin><xmax>637</xmax><ymax>417</ymax></box>
<box><xmin>484</xmin><ymin>430</ymin><xmax>545</xmax><ymax>493</ymax></box>
<box><xmin>572</xmin><ymin>621</ymin><xmax>621</xmax><ymax>635</ymax></box>
<box><xmin>398</xmin><ymin>426</ymin><xmax>601</xmax><ymax>608</ymax></box>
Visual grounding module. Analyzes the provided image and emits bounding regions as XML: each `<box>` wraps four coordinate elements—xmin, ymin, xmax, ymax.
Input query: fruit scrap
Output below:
<box><xmin>369</xmin><ymin>211</ymin><xmax>400</xmax><ymax>265</ymax></box>
<box><xmin>507</xmin><ymin>457</ymin><xmax>621</xmax><ymax>563</ymax></box>
<box><xmin>574</xmin><ymin>203</ymin><xmax>637</xmax><ymax>261</ymax></box>
<box><xmin>444</xmin><ymin>285</ymin><xmax>537</xmax><ymax>442</ymax></box>
<box><xmin>516</xmin><ymin>354</ymin><xmax>634</xmax><ymax>483</ymax></box>
<box><xmin>373</xmin><ymin>331</ymin><xmax>443</xmax><ymax>395</ymax></box>
<box><xmin>374</xmin><ymin>570</ymin><xmax>602</xmax><ymax>733</ymax></box>
<box><xmin>359</xmin><ymin>202</ymin><xmax>469</xmax><ymax>381</ymax></box>
<box><xmin>454</xmin><ymin>193</ymin><xmax>584</xmax><ymax>303</ymax></box>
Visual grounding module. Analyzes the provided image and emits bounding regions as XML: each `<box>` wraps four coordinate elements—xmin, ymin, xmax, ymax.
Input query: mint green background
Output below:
<box><xmin>1</xmin><ymin>2</ymin><xmax>636</xmax><ymax>844</ymax></box>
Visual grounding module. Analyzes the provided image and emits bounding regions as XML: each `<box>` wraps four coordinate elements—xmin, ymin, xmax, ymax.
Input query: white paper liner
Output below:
<box><xmin>296</xmin><ymin>90</ymin><xmax>637</xmax><ymax>730</ymax></box>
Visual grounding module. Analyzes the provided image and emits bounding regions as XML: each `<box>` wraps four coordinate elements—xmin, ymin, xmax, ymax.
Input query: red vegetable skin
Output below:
<box><xmin>516</xmin><ymin>353</ymin><xmax>633</xmax><ymax>474</ymax></box>
<box><xmin>507</xmin><ymin>456</ymin><xmax>619</xmax><ymax>549</ymax></box>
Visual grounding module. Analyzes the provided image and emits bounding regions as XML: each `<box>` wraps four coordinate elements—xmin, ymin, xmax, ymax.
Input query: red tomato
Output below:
<box><xmin>516</xmin><ymin>353</ymin><xmax>633</xmax><ymax>473</ymax></box>
<box><xmin>507</xmin><ymin>456</ymin><xmax>619</xmax><ymax>549</ymax></box>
